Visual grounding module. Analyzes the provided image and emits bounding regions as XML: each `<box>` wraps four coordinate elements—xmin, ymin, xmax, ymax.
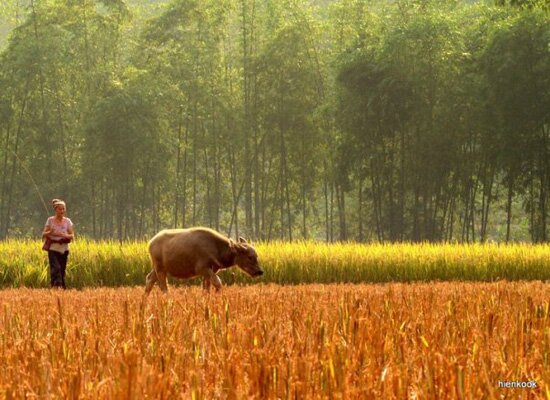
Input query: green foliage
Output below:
<box><xmin>333</xmin><ymin>0</ymin><xmax>550</xmax><ymax>242</ymax></box>
<box><xmin>0</xmin><ymin>0</ymin><xmax>548</xmax><ymax>243</ymax></box>
<box><xmin>0</xmin><ymin>239</ymin><xmax>549</xmax><ymax>288</ymax></box>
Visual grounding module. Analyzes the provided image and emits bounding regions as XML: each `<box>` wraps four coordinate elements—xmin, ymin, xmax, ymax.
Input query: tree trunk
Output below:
<box><xmin>201</xmin><ymin>121</ymin><xmax>212</xmax><ymax>227</ymax></box>
<box><xmin>330</xmin><ymin>180</ymin><xmax>335</xmax><ymax>242</ymax></box>
<box><xmin>412</xmin><ymin>187</ymin><xmax>420</xmax><ymax>242</ymax></box>
<box><xmin>323</xmin><ymin>161</ymin><xmax>330</xmax><ymax>242</ymax></box>
<box><xmin>530</xmin><ymin>166</ymin><xmax>536</xmax><ymax>242</ymax></box>
<box><xmin>173</xmin><ymin>106</ymin><xmax>184</xmax><ymax>228</ymax></box>
<box><xmin>181</xmin><ymin>114</ymin><xmax>190</xmax><ymax>228</ymax></box>
<box><xmin>139</xmin><ymin>157</ymin><xmax>152</xmax><ymax>239</ymax></box>
<box><xmin>283</xmin><ymin>140</ymin><xmax>293</xmax><ymax>241</ymax></box>
<box><xmin>358</xmin><ymin>177</ymin><xmax>364</xmax><ymax>242</ymax></box>
<box><xmin>192</xmin><ymin>101</ymin><xmax>198</xmax><ymax>226</ymax></box>
<box><xmin>0</xmin><ymin>118</ymin><xmax>11</xmax><ymax>238</ymax></box>
<box><xmin>399</xmin><ymin>128</ymin><xmax>405</xmax><ymax>241</ymax></box>
<box><xmin>300</xmin><ymin>132</ymin><xmax>307</xmax><ymax>239</ymax></box>
<box><xmin>480</xmin><ymin>164</ymin><xmax>495</xmax><ymax>243</ymax></box>
<box><xmin>241</xmin><ymin>0</ymin><xmax>255</xmax><ymax>235</ymax></box>
<box><xmin>505</xmin><ymin>174</ymin><xmax>513</xmax><ymax>243</ymax></box>
<box><xmin>227</xmin><ymin>144</ymin><xmax>240</xmax><ymax>238</ymax></box>
<box><xmin>541</xmin><ymin>126</ymin><xmax>549</xmax><ymax>242</ymax></box>
<box><xmin>213</xmin><ymin>125</ymin><xmax>221</xmax><ymax>232</ymax></box>
<box><xmin>469</xmin><ymin>178</ymin><xmax>477</xmax><ymax>243</ymax></box>
<box><xmin>539</xmin><ymin>170</ymin><xmax>547</xmax><ymax>242</ymax></box>
<box><xmin>336</xmin><ymin>183</ymin><xmax>347</xmax><ymax>241</ymax></box>
<box><xmin>260</xmin><ymin>148</ymin><xmax>273</xmax><ymax>240</ymax></box>
<box><xmin>370</xmin><ymin>158</ymin><xmax>383</xmax><ymax>241</ymax></box>
<box><xmin>3</xmin><ymin>85</ymin><xmax>29</xmax><ymax>237</ymax></box>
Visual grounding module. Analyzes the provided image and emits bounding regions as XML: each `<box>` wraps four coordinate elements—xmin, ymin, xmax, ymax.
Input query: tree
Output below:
<box><xmin>484</xmin><ymin>9</ymin><xmax>550</xmax><ymax>242</ymax></box>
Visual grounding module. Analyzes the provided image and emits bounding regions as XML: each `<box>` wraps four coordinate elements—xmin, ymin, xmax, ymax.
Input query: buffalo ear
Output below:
<box><xmin>229</xmin><ymin>239</ymin><xmax>238</xmax><ymax>255</ymax></box>
<box><xmin>236</xmin><ymin>236</ymin><xmax>248</xmax><ymax>250</ymax></box>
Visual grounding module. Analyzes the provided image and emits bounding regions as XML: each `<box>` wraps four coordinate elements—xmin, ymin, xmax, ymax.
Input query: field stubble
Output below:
<box><xmin>0</xmin><ymin>282</ymin><xmax>548</xmax><ymax>399</ymax></box>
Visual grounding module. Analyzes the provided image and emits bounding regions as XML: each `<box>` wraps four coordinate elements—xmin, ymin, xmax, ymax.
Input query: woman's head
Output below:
<box><xmin>52</xmin><ymin>199</ymin><xmax>66</xmax><ymax>216</ymax></box>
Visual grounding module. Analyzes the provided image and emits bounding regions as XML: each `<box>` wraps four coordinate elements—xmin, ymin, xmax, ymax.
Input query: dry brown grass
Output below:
<box><xmin>0</xmin><ymin>282</ymin><xmax>548</xmax><ymax>399</ymax></box>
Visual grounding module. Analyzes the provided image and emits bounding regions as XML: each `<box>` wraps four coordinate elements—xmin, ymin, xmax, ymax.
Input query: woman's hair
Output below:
<box><xmin>52</xmin><ymin>198</ymin><xmax>66</xmax><ymax>209</ymax></box>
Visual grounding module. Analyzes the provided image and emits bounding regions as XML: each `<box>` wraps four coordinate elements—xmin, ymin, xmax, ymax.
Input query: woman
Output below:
<box><xmin>42</xmin><ymin>199</ymin><xmax>74</xmax><ymax>289</ymax></box>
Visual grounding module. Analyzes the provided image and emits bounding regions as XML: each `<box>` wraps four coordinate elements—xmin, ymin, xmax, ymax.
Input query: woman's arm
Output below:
<box><xmin>65</xmin><ymin>224</ymin><xmax>74</xmax><ymax>240</ymax></box>
<box><xmin>42</xmin><ymin>221</ymin><xmax>52</xmax><ymax>240</ymax></box>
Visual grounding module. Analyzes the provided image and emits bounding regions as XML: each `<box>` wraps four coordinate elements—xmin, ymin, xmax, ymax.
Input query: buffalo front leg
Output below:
<box><xmin>209</xmin><ymin>273</ymin><xmax>222</xmax><ymax>291</ymax></box>
<box><xmin>145</xmin><ymin>270</ymin><xmax>158</xmax><ymax>294</ymax></box>
<box><xmin>208</xmin><ymin>270</ymin><xmax>222</xmax><ymax>291</ymax></box>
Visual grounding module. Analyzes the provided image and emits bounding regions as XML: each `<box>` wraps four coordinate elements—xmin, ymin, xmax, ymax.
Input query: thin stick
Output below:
<box><xmin>9</xmin><ymin>149</ymin><xmax>49</xmax><ymax>216</ymax></box>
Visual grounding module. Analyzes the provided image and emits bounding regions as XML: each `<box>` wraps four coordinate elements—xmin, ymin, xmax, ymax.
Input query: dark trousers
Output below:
<box><xmin>48</xmin><ymin>250</ymin><xmax>68</xmax><ymax>289</ymax></box>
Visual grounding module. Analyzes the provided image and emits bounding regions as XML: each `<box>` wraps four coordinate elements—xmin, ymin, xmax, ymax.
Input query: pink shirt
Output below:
<box><xmin>44</xmin><ymin>217</ymin><xmax>73</xmax><ymax>253</ymax></box>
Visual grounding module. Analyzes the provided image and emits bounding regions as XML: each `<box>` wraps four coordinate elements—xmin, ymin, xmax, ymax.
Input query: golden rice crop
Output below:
<box><xmin>0</xmin><ymin>239</ymin><xmax>549</xmax><ymax>287</ymax></box>
<box><xmin>0</xmin><ymin>282</ymin><xmax>547</xmax><ymax>399</ymax></box>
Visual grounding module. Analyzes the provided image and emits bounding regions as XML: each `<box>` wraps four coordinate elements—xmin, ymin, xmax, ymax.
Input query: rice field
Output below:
<box><xmin>0</xmin><ymin>282</ymin><xmax>548</xmax><ymax>399</ymax></box>
<box><xmin>0</xmin><ymin>239</ymin><xmax>549</xmax><ymax>287</ymax></box>
<box><xmin>0</xmin><ymin>240</ymin><xmax>549</xmax><ymax>398</ymax></box>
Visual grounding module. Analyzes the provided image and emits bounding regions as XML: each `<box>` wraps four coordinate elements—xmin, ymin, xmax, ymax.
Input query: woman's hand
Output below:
<box><xmin>60</xmin><ymin>231</ymin><xmax>73</xmax><ymax>240</ymax></box>
<box><xmin>42</xmin><ymin>227</ymin><xmax>52</xmax><ymax>240</ymax></box>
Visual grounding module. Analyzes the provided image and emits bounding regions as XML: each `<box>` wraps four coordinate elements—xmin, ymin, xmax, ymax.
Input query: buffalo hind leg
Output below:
<box><xmin>145</xmin><ymin>270</ymin><xmax>158</xmax><ymax>294</ymax></box>
<box><xmin>156</xmin><ymin>271</ymin><xmax>169</xmax><ymax>293</ymax></box>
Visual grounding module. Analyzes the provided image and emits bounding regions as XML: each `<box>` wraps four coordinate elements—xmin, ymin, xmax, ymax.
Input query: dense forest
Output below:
<box><xmin>0</xmin><ymin>0</ymin><xmax>548</xmax><ymax>242</ymax></box>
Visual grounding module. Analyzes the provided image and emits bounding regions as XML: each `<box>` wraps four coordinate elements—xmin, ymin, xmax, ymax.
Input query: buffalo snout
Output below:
<box><xmin>234</xmin><ymin>241</ymin><xmax>262</xmax><ymax>278</ymax></box>
<box><xmin>238</xmin><ymin>262</ymin><xmax>263</xmax><ymax>278</ymax></box>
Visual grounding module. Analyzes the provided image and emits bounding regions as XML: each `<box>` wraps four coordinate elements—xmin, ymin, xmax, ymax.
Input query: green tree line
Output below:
<box><xmin>0</xmin><ymin>0</ymin><xmax>548</xmax><ymax>242</ymax></box>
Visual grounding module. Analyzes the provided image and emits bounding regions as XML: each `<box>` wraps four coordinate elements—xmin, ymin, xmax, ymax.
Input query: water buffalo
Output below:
<box><xmin>145</xmin><ymin>227</ymin><xmax>263</xmax><ymax>293</ymax></box>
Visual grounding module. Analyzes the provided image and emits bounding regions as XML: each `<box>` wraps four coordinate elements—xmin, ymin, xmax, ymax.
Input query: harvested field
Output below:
<box><xmin>0</xmin><ymin>282</ymin><xmax>548</xmax><ymax>399</ymax></box>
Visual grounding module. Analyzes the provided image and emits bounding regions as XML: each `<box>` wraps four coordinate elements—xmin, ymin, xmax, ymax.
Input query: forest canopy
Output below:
<box><xmin>0</xmin><ymin>0</ymin><xmax>548</xmax><ymax>242</ymax></box>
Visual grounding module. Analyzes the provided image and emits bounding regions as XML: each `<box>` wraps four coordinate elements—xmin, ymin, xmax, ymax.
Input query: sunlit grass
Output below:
<box><xmin>0</xmin><ymin>283</ymin><xmax>547</xmax><ymax>398</ymax></box>
<box><xmin>0</xmin><ymin>239</ymin><xmax>549</xmax><ymax>288</ymax></box>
